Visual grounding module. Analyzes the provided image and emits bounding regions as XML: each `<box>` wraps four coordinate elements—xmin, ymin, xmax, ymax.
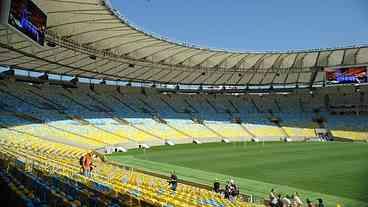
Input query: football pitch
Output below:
<box><xmin>107</xmin><ymin>142</ymin><xmax>368</xmax><ymax>206</ymax></box>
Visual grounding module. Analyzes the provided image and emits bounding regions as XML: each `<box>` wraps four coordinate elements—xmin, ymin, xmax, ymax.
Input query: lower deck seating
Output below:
<box><xmin>5</xmin><ymin>124</ymin><xmax>104</xmax><ymax>149</ymax></box>
<box><xmin>277</xmin><ymin>114</ymin><xmax>319</xmax><ymax>139</ymax></box>
<box><xmin>282</xmin><ymin>127</ymin><xmax>316</xmax><ymax>138</ymax></box>
<box><xmin>169</xmin><ymin>123</ymin><xmax>218</xmax><ymax>139</ymax></box>
<box><xmin>205</xmin><ymin>123</ymin><xmax>252</xmax><ymax>139</ymax></box>
<box><xmin>324</xmin><ymin>114</ymin><xmax>368</xmax><ymax>140</ymax></box>
<box><xmin>0</xmin><ymin>135</ymin><xmax>260</xmax><ymax>207</ymax></box>
<box><xmin>135</xmin><ymin>123</ymin><xmax>189</xmax><ymax>140</ymax></box>
<box><xmin>246</xmin><ymin>124</ymin><xmax>285</xmax><ymax>138</ymax></box>
<box><xmin>330</xmin><ymin>130</ymin><xmax>368</xmax><ymax>140</ymax></box>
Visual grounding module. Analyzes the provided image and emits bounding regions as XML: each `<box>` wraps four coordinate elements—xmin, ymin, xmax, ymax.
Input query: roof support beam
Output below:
<box><xmin>91</xmin><ymin>62</ymin><xmax>126</xmax><ymax>77</ymax></box>
<box><xmin>175</xmin><ymin>50</ymin><xmax>210</xmax><ymax>65</ymax></box>
<box><xmin>145</xmin><ymin>68</ymin><xmax>167</xmax><ymax>81</ymax></box>
<box><xmin>244</xmin><ymin>54</ymin><xmax>269</xmax><ymax>85</ymax></box>
<box><xmin>109</xmin><ymin>64</ymin><xmax>132</xmax><ymax>76</ymax></box>
<box><xmin>63</xmin><ymin>26</ymin><xmax>130</xmax><ymax>39</ymax></box>
<box><xmin>123</xmin><ymin>66</ymin><xmax>146</xmax><ymax>77</ymax></box>
<box><xmin>13</xmin><ymin>48</ymin><xmax>68</xmax><ymax>67</ymax></box>
<box><xmin>47</xmin><ymin>9</ymin><xmax>108</xmax><ymax>14</ymax></box>
<box><xmin>308</xmin><ymin>67</ymin><xmax>322</xmax><ymax>88</ymax></box>
<box><xmin>104</xmin><ymin>37</ymin><xmax>155</xmax><ymax>51</ymax></box>
<box><xmin>27</xmin><ymin>54</ymin><xmax>76</xmax><ymax>72</ymax></box>
<box><xmin>82</xmin><ymin>32</ymin><xmax>141</xmax><ymax>46</ymax></box>
<box><xmin>290</xmin><ymin>53</ymin><xmax>305</xmax><ymax>69</ymax></box>
<box><xmin>177</xmin><ymin>71</ymin><xmax>196</xmax><ymax>83</ymax></box>
<box><xmin>231</xmin><ymin>54</ymin><xmax>252</xmax><ymax>71</ymax></box>
<box><xmin>190</xmin><ymin>72</ymin><xmax>206</xmax><ymax>84</ymax></box>
<box><xmin>213</xmin><ymin>72</ymin><xmax>226</xmax><ymax>84</ymax></box>
<box><xmin>130</xmin><ymin>67</ymin><xmax>153</xmax><ymax>80</ymax></box>
<box><xmin>260</xmin><ymin>54</ymin><xmax>282</xmax><ymax>85</ymax></box>
<box><xmin>138</xmin><ymin>45</ymin><xmax>181</xmax><ymax>60</ymax></box>
<box><xmin>47</xmin><ymin>18</ymin><xmax>117</xmax><ymax>29</ymax></box>
<box><xmin>44</xmin><ymin>55</ymin><xmax>90</xmax><ymax>73</ymax></box>
<box><xmin>212</xmin><ymin>53</ymin><xmax>241</xmax><ymax>69</ymax></box>
<box><xmin>125</xmin><ymin>41</ymin><xmax>169</xmax><ymax>55</ymax></box>
<box><xmin>157</xmin><ymin>47</ymin><xmax>194</xmax><ymax>64</ymax></box>
<box><xmin>224</xmin><ymin>72</ymin><xmax>236</xmax><ymax>85</ymax></box>
<box><xmin>192</xmin><ymin>52</ymin><xmax>223</xmax><ymax>68</ymax></box>
<box><xmin>60</xmin><ymin>56</ymin><xmax>109</xmax><ymax>75</ymax></box>
<box><xmin>353</xmin><ymin>47</ymin><xmax>361</xmax><ymax>65</ymax></box>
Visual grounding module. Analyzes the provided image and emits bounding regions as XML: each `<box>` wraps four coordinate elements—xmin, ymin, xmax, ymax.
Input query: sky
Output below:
<box><xmin>110</xmin><ymin>0</ymin><xmax>368</xmax><ymax>52</ymax></box>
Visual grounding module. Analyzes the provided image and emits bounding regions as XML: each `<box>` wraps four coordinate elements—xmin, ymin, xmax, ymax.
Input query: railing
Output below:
<box><xmin>106</xmin><ymin>159</ymin><xmax>265</xmax><ymax>205</ymax></box>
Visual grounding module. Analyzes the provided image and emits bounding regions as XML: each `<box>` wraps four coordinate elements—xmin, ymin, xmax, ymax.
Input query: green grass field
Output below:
<box><xmin>107</xmin><ymin>142</ymin><xmax>368</xmax><ymax>206</ymax></box>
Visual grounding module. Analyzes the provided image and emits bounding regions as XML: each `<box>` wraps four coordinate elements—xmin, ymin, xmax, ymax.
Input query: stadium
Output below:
<box><xmin>0</xmin><ymin>0</ymin><xmax>367</xmax><ymax>206</ymax></box>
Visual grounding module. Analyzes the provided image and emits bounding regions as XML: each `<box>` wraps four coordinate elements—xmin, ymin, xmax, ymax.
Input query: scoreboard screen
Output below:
<box><xmin>8</xmin><ymin>0</ymin><xmax>47</xmax><ymax>46</ymax></box>
<box><xmin>326</xmin><ymin>66</ymin><xmax>367</xmax><ymax>84</ymax></box>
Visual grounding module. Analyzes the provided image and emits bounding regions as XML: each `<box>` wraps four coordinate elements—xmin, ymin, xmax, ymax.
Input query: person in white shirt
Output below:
<box><xmin>293</xmin><ymin>192</ymin><xmax>303</xmax><ymax>207</ymax></box>
<box><xmin>282</xmin><ymin>194</ymin><xmax>291</xmax><ymax>207</ymax></box>
<box><xmin>269</xmin><ymin>189</ymin><xmax>278</xmax><ymax>207</ymax></box>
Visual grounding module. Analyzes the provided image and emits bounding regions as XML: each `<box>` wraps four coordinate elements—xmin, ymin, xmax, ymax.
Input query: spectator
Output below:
<box><xmin>224</xmin><ymin>181</ymin><xmax>231</xmax><ymax>199</ymax></box>
<box><xmin>224</xmin><ymin>179</ymin><xmax>239</xmax><ymax>202</ymax></box>
<box><xmin>281</xmin><ymin>194</ymin><xmax>291</xmax><ymax>207</ymax></box>
<box><xmin>293</xmin><ymin>192</ymin><xmax>303</xmax><ymax>207</ymax></box>
<box><xmin>269</xmin><ymin>189</ymin><xmax>278</xmax><ymax>207</ymax></box>
<box><xmin>89</xmin><ymin>154</ymin><xmax>96</xmax><ymax>176</ymax></box>
<box><xmin>79</xmin><ymin>154</ymin><xmax>85</xmax><ymax>174</ymax></box>
<box><xmin>277</xmin><ymin>194</ymin><xmax>283</xmax><ymax>207</ymax></box>
<box><xmin>229</xmin><ymin>179</ymin><xmax>239</xmax><ymax>198</ymax></box>
<box><xmin>213</xmin><ymin>178</ymin><xmax>220</xmax><ymax>193</ymax></box>
<box><xmin>83</xmin><ymin>153</ymin><xmax>93</xmax><ymax>177</ymax></box>
<box><xmin>168</xmin><ymin>171</ymin><xmax>178</xmax><ymax>191</ymax></box>
<box><xmin>317</xmin><ymin>198</ymin><xmax>325</xmax><ymax>207</ymax></box>
<box><xmin>306</xmin><ymin>198</ymin><xmax>314</xmax><ymax>207</ymax></box>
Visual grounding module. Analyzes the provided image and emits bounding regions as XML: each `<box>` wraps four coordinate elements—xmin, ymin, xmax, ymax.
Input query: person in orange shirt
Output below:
<box><xmin>83</xmin><ymin>153</ymin><xmax>92</xmax><ymax>177</ymax></box>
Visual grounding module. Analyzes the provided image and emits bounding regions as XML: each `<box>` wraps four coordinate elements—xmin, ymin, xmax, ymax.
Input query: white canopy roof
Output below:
<box><xmin>0</xmin><ymin>0</ymin><xmax>367</xmax><ymax>86</ymax></box>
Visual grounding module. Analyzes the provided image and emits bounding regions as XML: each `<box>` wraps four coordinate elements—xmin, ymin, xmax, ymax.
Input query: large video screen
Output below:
<box><xmin>0</xmin><ymin>0</ymin><xmax>6</xmax><ymax>24</ymax></box>
<box><xmin>8</xmin><ymin>0</ymin><xmax>47</xmax><ymax>46</ymax></box>
<box><xmin>326</xmin><ymin>67</ymin><xmax>368</xmax><ymax>84</ymax></box>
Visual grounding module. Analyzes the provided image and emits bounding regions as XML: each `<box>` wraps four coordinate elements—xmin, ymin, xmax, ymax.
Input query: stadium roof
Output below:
<box><xmin>0</xmin><ymin>0</ymin><xmax>368</xmax><ymax>86</ymax></box>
